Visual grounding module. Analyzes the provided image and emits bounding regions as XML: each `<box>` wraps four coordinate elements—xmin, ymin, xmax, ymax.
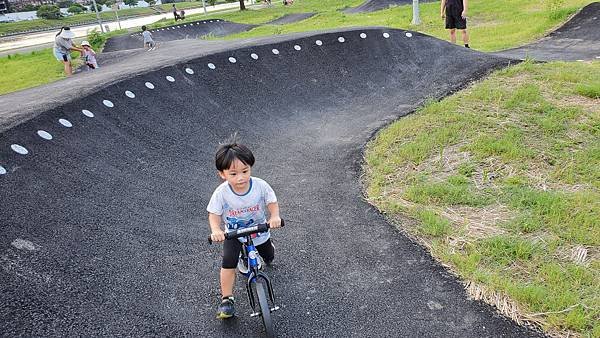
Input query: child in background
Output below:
<box><xmin>80</xmin><ymin>40</ymin><xmax>98</xmax><ymax>70</ymax></box>
<box><xmin>141</xmin><ymin>26</ymin><xmax>155</xmax><ymax>50</ymax></box>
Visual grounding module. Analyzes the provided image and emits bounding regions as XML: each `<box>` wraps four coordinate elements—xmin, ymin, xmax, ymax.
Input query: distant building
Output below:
<box><xmin>0</xmin><ymin>0</ymin><xmax>9</xmax><ymax>14</ymax></box>
<box><xmin>9</xmin><ymin>0</ymin><xmax>54</xmax><ymax>11</ymax></box>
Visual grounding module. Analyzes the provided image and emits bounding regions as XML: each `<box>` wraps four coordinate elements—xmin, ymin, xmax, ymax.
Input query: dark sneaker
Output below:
<box><xmin>216</xmin><ymin>297</ymin><xmax>235</xmax><ymax>319</ymax></box>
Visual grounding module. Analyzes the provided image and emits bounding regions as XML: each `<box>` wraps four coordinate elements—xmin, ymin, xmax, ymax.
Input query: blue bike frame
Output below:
<box><xmin>209</xmin><ymin>222</ymin><xmax>283</xmax><ymax>317</ymax></box>
<box><xmin>241</xmin><ymin>235</ymin><xmax>278</xmax><ymax>316</ymax></box>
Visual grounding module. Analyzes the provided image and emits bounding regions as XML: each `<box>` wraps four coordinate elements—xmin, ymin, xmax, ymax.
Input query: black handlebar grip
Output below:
<box><xmin>257</xmin><ymin>223</ymin><xmax>269</xmax><ymax>232</ymax></box>
<box><xmin>208</xmin><ymin>219</ymin><xmax>285</xmax><ymax>244</ymax></box>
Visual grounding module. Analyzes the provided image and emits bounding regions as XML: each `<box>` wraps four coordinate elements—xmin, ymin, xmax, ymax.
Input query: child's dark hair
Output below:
<box><xmin>215</xmin><ymin>143</ymin><xmax>255</xmax><ymax>171</ymax></box>
<box><xmin>142</xmin><ymin>25</ymin><xmax>147</xmax><ymax>31</ymax></box>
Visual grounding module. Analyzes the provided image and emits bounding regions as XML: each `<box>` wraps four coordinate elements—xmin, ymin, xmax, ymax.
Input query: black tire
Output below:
<box><xmin>255</xmin><ymin>280</ymin><xmax>275</xmax><ymax>338</ymax></box>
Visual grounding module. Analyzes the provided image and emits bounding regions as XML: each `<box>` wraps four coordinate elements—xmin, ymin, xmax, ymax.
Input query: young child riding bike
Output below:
<box><xmin>207</xmin><ymin>140</ymin><xmax>282</xmax><ymax>319</ymax></box>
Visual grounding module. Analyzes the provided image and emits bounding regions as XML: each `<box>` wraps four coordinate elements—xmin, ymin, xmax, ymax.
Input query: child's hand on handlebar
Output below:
<box><xmin>268</xmin><ymin>216</ymin><xmax>282</xmax><ymax>228</ymax></box>
<box><xmin>210</xmin><ymin>229</ymin><xmax>226</xmax><ymax>242</ymax></box>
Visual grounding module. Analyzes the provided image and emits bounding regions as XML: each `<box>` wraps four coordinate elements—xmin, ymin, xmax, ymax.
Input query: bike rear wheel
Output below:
<box><xmin>255</xmin><ymin>280</ymin><xmax>274</xmax><ymax>338</ymax></box>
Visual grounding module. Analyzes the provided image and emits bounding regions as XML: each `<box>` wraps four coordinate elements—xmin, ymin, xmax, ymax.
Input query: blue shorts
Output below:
<box><xmin>54</xmin><ymin>49</ymin><xmax>71</xmax><ymax>62</ymax></box>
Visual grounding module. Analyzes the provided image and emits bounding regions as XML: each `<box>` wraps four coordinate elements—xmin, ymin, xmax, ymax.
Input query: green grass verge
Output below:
<box><xmin>0</xmin><ymin>50</ymin><xmax>65</xmax><ymax>94</ymax></box>
<box><xmin>364</xmin><ymin>60</ymin><xmax>600</xmax><ymax>337</ymax></box>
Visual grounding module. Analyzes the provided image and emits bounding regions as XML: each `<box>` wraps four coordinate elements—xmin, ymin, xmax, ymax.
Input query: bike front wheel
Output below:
<box><xmin>255</xmin><ymin>280</ymin><xmax>275</xmax><ymax>338</ymax></box>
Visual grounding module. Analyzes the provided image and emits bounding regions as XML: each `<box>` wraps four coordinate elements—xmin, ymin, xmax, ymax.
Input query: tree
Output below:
<box><xmin>67</xmin><ymin>3</ymin><xmax>86</xmax><ymax>14</ymax></box>
<box><xmin>37</xmin><ymin>5</ymin><xmax>62</xmax><ymax>19</ymax></box>
<box><xmin>22</xmin><ymin>4</ymin><xmax>39</xmax><ymax>11</ymax></box>
<box><xmin>123</xmin><ymin>0</ymin><xmax>138</xmax><ymax>7</ymax></box>
<box><xmin>89</xmin><ymin>2</ymin><xmax>103</xmax><ymax>12</ymax></box>
<box><xmin>94</xmin><ymin>0</ymin><xmax>114</xmax><ymax>7</ymax></box>
<box><xmin>147</xmin><ymin>0</ymin><xmax>156</xmax><ymax>6</ymax></box>
<box><xmin>238</xmin><ymin>0</ymin><xmax>245</xmax><ymax>10</ymax></box>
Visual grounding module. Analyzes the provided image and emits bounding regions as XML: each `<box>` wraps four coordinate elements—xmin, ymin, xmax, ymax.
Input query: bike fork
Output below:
<box><xmin>246</xmin><ymin>272</ymin><xmax>280</xmax><ymax>317</ymax></box>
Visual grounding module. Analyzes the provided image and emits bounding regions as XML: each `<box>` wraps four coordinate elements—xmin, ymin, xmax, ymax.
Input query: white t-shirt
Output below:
<box><xmin>207</xmin><ymin>177</ymin><xmax>277</xmax><ymax>245</ymax></box>
<box><xmin>142</xmin><ymin>31</ymin><xmax>153</xmax><ymax>43</ymax></box>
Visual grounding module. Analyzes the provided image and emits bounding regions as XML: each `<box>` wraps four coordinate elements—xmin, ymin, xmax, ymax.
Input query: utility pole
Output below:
<box><xmin>91</xmin><ymin>0</ymin><xmax>104</xmax><ymax>33</ymax></box>
<box><xmin>412</xmin><ymin>0</ymin><xmax>421</xmax><ymax>25</ymax></box>
<box><xmin>112</xmin><ymin>3</ymin><xmax>121</xmax><ymax>30</ymax></box>
<box><xmin>202</xmin><ymin>0</ymin><xmax>206</xmax><ymax>14</ymax></box>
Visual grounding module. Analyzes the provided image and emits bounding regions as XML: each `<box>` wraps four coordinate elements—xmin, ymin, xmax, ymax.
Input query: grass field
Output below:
<box><xmin>0</xmin><ymin>50</ymin><xmax>65</xmax><ymax>93</ymax></box>
<box><xmin>364</xmin><ymin>60</ymin><xmax>600</xmax><ymax>337</ymax></box>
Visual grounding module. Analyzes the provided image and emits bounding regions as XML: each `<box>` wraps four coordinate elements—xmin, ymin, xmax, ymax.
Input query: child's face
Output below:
<box><xmin>83</xmin><ymin>45</ymin><xmax>90</xmax><ymax>50</ymax></box>
<box><xmin>218</xmin><ymin>159</ymin><xmax>252</xmax><ymax>193</ymax></box>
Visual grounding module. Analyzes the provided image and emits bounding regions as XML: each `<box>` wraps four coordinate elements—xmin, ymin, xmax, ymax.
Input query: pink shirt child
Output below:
<box><xmin>81</xmin><ymin>41</ymin><xmax>98</xmax><ymax>69</ymax></box>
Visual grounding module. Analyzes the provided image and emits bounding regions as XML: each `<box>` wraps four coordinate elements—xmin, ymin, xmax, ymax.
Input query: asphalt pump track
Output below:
<box><xmin>0</xmin><ymin>26</ymin><xmax>554</xmax><ymax>337</ymax></box>
<box><xmin>103</xmin><ymin>19</ymin><xmax>257</xmax><ymax>52</ymax></box>
<box><xmin>103</xmin><ymin>13</ymin><xmax>319</xmax><ymax>53</ymax></box>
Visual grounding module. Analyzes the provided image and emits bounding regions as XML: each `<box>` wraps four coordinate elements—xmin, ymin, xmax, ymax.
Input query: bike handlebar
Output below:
<box><xmin>208</xmin><ymin>219</ymin><xmax>285</xmax><ymax>244</ymax></box>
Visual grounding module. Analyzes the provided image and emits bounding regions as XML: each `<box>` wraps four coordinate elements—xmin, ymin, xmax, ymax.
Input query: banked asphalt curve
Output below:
<box><xmin>102</xmin><ymin>19</ymin><xmax>257</xmax><ymax>52</ymax></box>
<box><xmin>103</xmin><ymin>13</ymin><xmax>318</xmax><ymax>53</ymax></box>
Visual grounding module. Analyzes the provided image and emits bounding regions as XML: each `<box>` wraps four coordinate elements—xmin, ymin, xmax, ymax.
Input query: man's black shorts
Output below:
<box><xmin>445</xmin><ymin>8</ymin><xmax>467</xmax><ymax>29</ymax></box>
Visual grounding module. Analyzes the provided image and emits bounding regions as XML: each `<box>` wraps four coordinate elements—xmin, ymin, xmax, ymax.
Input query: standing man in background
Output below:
<box><xmin>172</xmin><ymin>3</ymin><xmax>180</xmax><ymax>20</ymax></box>
<box><xmin>441</xmin><ymin>0</ymin><xmax>470</xmax><ymax>48</ymax></box>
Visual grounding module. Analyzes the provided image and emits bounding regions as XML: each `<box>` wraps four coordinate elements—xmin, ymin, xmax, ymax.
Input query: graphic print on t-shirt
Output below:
<box><xmin>207</xmin><ymin>177</ymin><xmax>277</xmax><ymax>246</ymax></box>
<box><xmin>226</xmin><ymin>216</ymin><xmax>255</xmax><ymax>230</ymax></box>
